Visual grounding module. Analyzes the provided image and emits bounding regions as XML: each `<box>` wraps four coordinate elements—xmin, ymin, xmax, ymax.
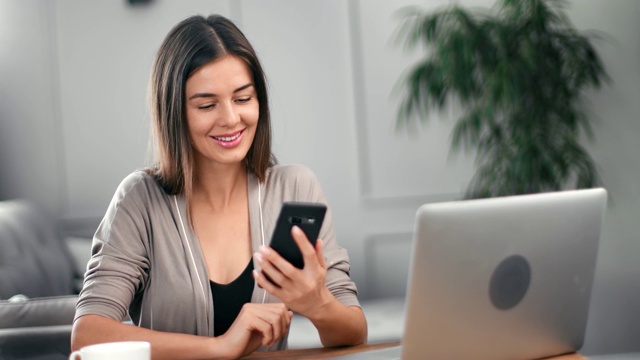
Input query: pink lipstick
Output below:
<box><xmin>210</xmin><ymin>129</ymin><xmax>245</xmax><ymax>148</ymax></box>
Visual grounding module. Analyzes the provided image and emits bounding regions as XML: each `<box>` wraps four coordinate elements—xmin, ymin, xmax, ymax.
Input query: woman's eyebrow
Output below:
<box><xmin>188</xmin><ymin>83</ymin><xmax>254</xmax><ymax>100</ymax></box>
<box><xmin>233</xmin><ymin>83</ymin><xmax>254</xmax><ymax>93</ymax></box>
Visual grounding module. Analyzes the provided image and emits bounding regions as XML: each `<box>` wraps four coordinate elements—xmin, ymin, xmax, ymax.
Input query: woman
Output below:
<box><xmin>71</xmin><ymin>14</ymin><xmax>367</xmax><ymax>359</ymax></box>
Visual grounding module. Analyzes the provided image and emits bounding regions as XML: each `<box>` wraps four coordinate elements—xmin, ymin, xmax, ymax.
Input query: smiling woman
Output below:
<box><xmin>70</xmin><ymin>14</ymin><xmax>367</xmax><ymax>360</ymax></box>
<box><xmin>185</xmin><ymin>56</ymin><xmax>260</xmax><ymax>168</ymax></box>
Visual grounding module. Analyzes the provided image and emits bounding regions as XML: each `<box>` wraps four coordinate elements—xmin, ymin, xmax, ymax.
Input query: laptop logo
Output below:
<box><xmin>489</xmin><ymin>255</ymin><xmax>531</xmax><ymax>310</ymax></box>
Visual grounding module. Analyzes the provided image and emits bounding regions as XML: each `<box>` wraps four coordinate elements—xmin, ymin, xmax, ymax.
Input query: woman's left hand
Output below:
<box><xmin>252</xmin><ymin>226</ymin><xmax>333</xmax><ymax>318</ymax></box>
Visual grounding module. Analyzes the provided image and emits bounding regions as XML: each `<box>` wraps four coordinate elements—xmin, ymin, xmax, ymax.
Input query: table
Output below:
<box><xmin>587</xmin><ymin>354</ymin><xmax>640</xmax><ymax>360</ymax></box>
<box><xmin>241</xmin><ymin>342</ymin><xmax>587</xmax><ymax>359</ymax></box>
<box><xmin>242</xmin><ymin>341</ymin><xmax>399</xmax><ymax>359</ymax></box>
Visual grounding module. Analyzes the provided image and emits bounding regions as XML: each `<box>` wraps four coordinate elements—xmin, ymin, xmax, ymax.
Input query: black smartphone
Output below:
<box><xmin>269</xmin><ymin>202</ymin><xmax>327</xmax><ymax>269</ymax></box>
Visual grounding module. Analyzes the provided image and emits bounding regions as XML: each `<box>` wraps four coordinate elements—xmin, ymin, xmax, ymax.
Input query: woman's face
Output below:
<box><xmin>185</xmin><ymin>55</ymin><xmax>259</xmax><ymax>170</ymax></box>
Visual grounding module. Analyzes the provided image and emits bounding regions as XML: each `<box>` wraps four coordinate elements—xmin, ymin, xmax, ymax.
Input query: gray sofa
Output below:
<box><xmin>0</xmin><ymin>200</ymin><xmax>86</xmax><ymax>359</ymax></box>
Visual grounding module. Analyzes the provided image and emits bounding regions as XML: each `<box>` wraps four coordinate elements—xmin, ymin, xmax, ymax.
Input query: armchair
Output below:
<box><xmin>0</xmin><ymin>200</ymin><xmax>88</xmax><ymax>359</ymax></box>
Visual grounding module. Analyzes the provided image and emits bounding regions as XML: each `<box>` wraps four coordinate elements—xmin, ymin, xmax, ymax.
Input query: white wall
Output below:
<box><xmin>54</xmin><ymin>0</ymin><xmax>233</xmax><ymax>219</ymax></box>
<box><xmin>568</xmin><ymin>1</ymin><xmax>640</xmax><ymax>354</ymax></box>
<box><xmin>353</xmin><ymin>0</ymin><xmax>475</xmax><ymax>200</ymax></box>
<box><xmin>0</xmin><ymin>0</ymin><xmax>63</xmax><ymax>211</ymax></box>
<box><xmin>0</xmin><ymin>0</ymin><xmax>638</xmax><ymax>354</ymax></box>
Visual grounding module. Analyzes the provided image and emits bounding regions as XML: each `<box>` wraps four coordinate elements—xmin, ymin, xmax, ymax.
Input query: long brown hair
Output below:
<box><xmin>148</xmin><ymin>14</ymin><xmax>275</xmax><ymax>198</ymax></box>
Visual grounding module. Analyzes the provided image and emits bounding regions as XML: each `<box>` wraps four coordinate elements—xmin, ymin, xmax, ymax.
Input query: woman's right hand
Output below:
<box><xmin>219</xmin><ymin>302</ymin><xmax>293</xmax><ymax>358</ymax></box>
<box><xmin>73</xmin><ymin>305</ymin><xmax>291</xmax><ymax>360</ymax></box>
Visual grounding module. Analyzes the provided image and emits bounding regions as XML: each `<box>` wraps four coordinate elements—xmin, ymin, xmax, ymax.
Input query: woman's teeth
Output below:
<box><xmin>213</xmin><ymin>133</ymin><xmax>240</xmax><ymax>142</ymax></box>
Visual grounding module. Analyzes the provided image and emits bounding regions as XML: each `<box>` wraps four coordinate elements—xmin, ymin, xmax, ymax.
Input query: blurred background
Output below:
<box><xmin>0</xmin><ymin>0</ymin><xmax>638</xmax><ymax>355</ymax></box>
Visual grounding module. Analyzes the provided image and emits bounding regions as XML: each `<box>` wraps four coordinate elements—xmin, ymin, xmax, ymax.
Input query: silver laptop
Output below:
<box><xmin>338</xmin><ymin>188</ymin><xmax>607</xmax><ymax>360</ymax></box>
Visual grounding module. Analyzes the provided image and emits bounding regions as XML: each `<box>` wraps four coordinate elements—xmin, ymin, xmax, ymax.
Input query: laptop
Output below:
<box><xmin>337</xmin><ymin>188</ymin><xmax>607</xmax><ymax>360</ymax></box>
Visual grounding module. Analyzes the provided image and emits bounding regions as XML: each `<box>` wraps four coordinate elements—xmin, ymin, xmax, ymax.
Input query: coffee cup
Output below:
<box><xmin>69</xmin><ymin>341</ymin><xmax>150</xmax><ymax>360</ymax></box>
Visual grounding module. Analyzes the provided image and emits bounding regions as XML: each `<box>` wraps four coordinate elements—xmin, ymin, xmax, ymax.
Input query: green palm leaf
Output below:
<box><xmin>394</xmin><ymin>0</ymin><xmax>608</xmax><ymax>198</ymax></box>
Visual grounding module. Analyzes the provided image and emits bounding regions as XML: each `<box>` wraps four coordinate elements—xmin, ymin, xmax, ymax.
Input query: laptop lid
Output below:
<box><xmin>401</xmin><ymin>188</ymin><xmax>607</xmax><ymax>360</ymax></box>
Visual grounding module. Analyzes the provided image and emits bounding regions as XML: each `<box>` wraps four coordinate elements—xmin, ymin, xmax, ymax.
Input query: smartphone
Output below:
<box><xmin>269</xmin><ymin>202</ymin><xmax>327</xmax><ymax>269</ymax></box>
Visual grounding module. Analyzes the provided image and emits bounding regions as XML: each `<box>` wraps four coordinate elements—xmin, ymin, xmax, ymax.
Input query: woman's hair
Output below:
<box><xmin>148</xmin><ymin>14</ymin><xmax>275</xmax><ymax>196</ymax></box>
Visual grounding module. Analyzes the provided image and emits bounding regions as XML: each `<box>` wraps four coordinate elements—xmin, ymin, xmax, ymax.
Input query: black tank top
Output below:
<box><xmin>209</xmin><ymin>260</ymin><xmax>255</xmax><ymax>336</ymax></box>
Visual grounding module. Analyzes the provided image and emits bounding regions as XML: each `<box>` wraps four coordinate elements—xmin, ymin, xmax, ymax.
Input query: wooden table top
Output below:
<box><xmin>241</xmin><ymin>342</ymin><xmax>587</xmax><ymax>359</ymax></box>
<box><xmin>242</xmin><ymin>342</ymin><xmax>399</xmax><ymax>359</ymax></box>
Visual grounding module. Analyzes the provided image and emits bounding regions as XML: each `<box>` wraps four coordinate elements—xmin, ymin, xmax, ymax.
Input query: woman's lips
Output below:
<box><xmin>210</xmin><ymin>129</ymin><xmax>245</xmax><ymax>148</ymax></box>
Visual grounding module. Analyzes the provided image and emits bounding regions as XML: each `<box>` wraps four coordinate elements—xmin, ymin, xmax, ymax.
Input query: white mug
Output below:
<box><xmin>69</xmin><ymin>341</ymin><xmax>150</xmax><ymax>360</ymax></box>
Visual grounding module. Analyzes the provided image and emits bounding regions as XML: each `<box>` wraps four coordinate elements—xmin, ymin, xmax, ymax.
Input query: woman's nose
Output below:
<box><xmin>218</xmin><ymin>101</ymin><xmax>240</xmax><ymax>127</ymax></box>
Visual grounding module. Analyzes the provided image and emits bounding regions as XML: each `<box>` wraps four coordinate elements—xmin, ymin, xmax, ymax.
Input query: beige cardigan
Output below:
<box><xmin>74</xmin><ymin>164</ymin><xmax>360</xmax><ymax>351</ymax></box>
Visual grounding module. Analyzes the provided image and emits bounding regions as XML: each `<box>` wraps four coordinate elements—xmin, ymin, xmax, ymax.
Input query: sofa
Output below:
<box><xmin>0</xmin><ymin>199</ymin><xmax>90</xmax><ymax>359</ymax></box>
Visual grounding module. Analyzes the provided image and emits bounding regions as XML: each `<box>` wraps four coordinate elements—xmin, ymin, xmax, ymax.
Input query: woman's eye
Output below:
<box><xmin>236</xmin><ymin>96</ymin><xmax>252</xmax><ymax>104</ymax></box>
<box><xmin>198</xmin><ymin>103</ymin><xmax>216</xmax><ymax>110</ymax></box>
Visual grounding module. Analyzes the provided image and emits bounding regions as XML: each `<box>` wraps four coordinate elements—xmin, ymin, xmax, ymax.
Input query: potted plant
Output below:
<box><xmin>395</xmin><ymin>0</ymin><xmax>608</xmax><ymax>198</ymax></box>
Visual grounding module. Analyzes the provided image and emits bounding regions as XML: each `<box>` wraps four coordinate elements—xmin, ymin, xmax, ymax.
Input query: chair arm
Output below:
<box><xmin>0</xmin><ymin>324</ymin><xmax>72</xmax><ymax>359</ymax></box>
<box><xmin>0</xmin><ymin>295</ymin><xmax>77</xmax><ymax>329</ymax></box>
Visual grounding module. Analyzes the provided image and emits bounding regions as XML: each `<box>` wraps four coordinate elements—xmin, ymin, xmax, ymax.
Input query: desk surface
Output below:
<box><xmin>241</xmin><ymin>342</ymin><xmax>399</xmax><ymax>359</ymax></box>
<box><xmin>241</xmin><ymin>342</ymin><xmax>587</xmax><ymax>360</ymax></box>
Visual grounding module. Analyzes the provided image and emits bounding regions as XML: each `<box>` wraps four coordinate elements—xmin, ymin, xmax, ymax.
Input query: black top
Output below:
<box><xmin>210</xmin><ymin>260</ymin><xmax>255</xmax><ymax>336</ymax></box>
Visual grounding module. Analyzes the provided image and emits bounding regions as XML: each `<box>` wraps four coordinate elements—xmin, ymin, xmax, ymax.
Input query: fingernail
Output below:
<box><xmin>291</xmin><ymin>225</ymin><xmax>302</xmax><ymax>235</ymax></box>
<box><xmin>255</xmin><ymin>253</ymin><xmax>264</xmax><ymax>264</ymax></box>
<box><xmin>252</xmin><ymin>270</ymin><xmax>259</xmax><ymax>279</ymax></box>
<box><xmin>259</xmin><ymin>245</ymin><xmax>270</xmax><ymax>255</ymax></box>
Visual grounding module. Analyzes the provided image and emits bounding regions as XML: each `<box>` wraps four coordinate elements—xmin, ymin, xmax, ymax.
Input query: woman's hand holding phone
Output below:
<box><xmin>252</xmin><ymin>202</ymin><xmax>368</xmax><ymax>347</ymax></box>
<box><xmin>252</xmin><ymin>225</ymin><xmax>334</xmax><ymax>318</ymax></box>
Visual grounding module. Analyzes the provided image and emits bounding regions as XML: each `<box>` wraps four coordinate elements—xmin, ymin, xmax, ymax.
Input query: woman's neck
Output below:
<box><xmin>192</xmin><ymin>162</ymin><xmax>248</xmax><ymax>212</ymax></box>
